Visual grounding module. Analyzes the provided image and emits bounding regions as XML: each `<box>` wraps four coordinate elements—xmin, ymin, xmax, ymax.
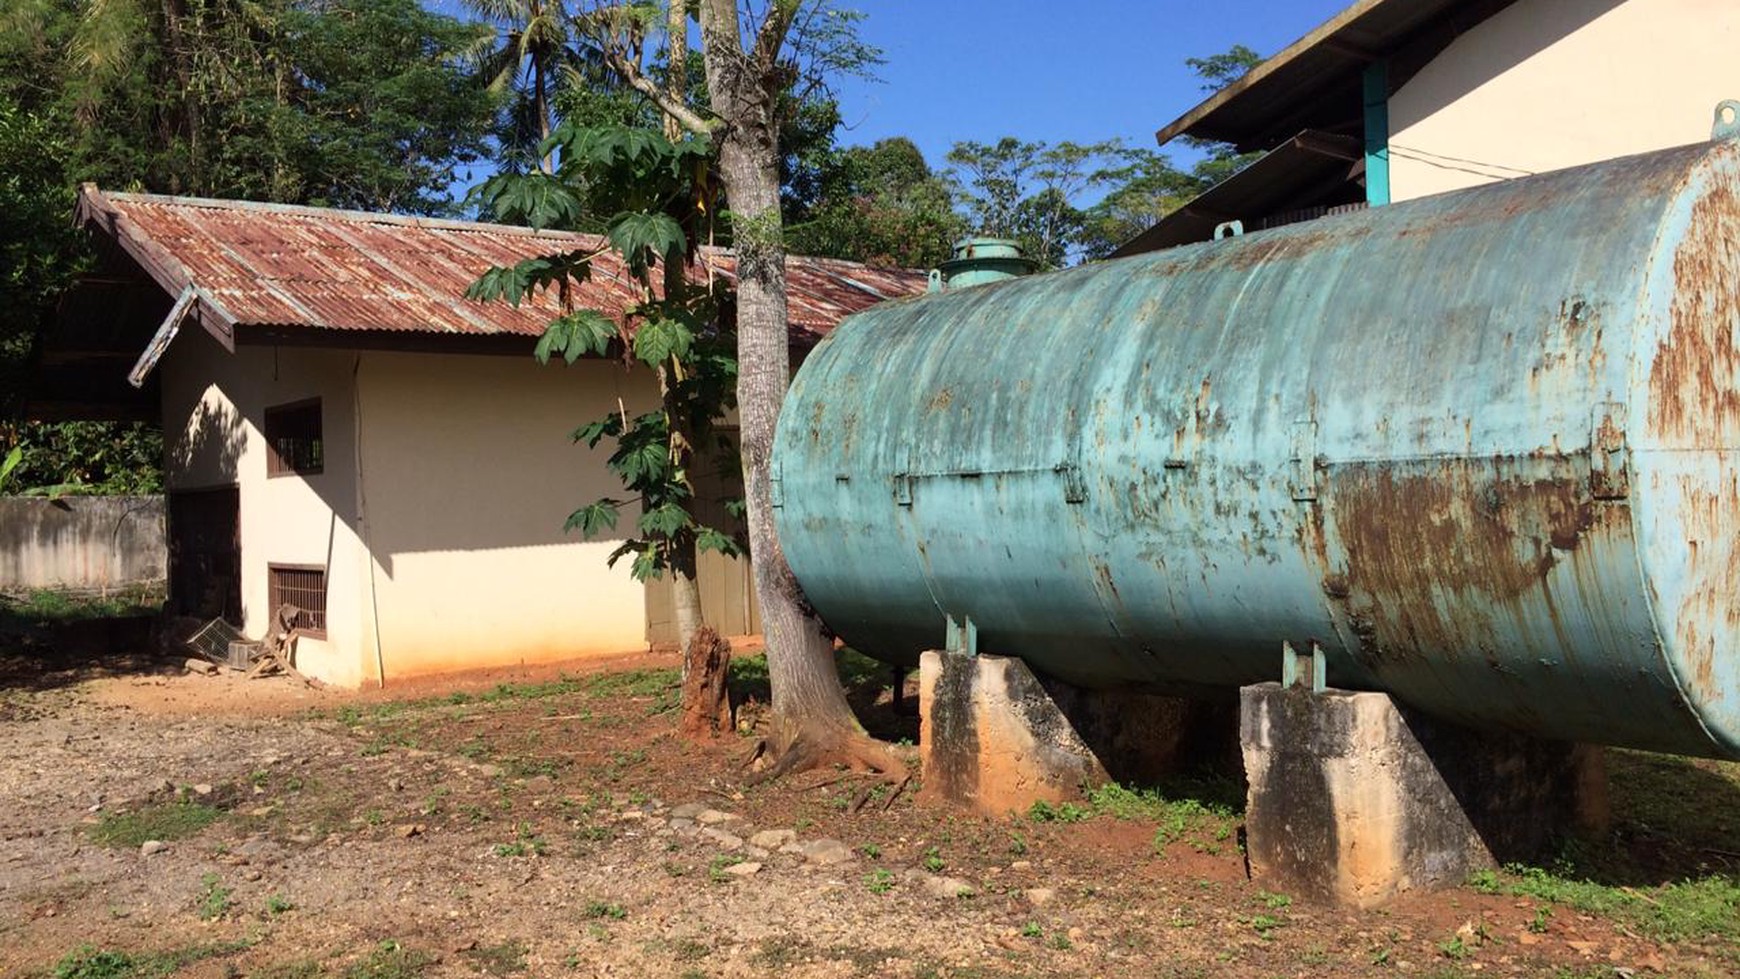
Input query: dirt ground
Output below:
<box><xmin>1</xmin><ymin>637</ymin><xmax>1736</xmax><ymax>979</ymax></box>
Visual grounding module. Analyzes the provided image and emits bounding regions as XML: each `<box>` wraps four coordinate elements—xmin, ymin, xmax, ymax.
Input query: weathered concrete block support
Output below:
<box><xmin>919</xmin><ymin>649</ymin><xmax>1235</xmax><ymax>815</ymax></box>
<box><xmin>1241</xmin><ymin>682</ymin><xmax>1608</xmax><ymax>908</ymax></box>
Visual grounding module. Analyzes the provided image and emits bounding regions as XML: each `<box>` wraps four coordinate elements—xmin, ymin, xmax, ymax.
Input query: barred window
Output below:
<box><xmin>268</xmin><ymin>564</ymin><xmax>327</xmax><ymax>638</ymax></box>
<box><xmin>265</xmin><ymin>399</ymin><xmax>323</xmax><ymax>476</ymax></box>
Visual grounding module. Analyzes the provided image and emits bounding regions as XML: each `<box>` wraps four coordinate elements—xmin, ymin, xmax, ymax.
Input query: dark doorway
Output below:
<box><xmin>168</xmin><ymin>486</ymin><xmax>241</xmax><ymax>622</ymax></box>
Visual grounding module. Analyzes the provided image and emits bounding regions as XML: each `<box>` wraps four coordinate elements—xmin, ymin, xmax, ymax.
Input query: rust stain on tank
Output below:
<box><xmin>1649</xmin><ymin>181</ymin><xmax>1740</xmax><ymax>445</ymax></box>
<box><xmin>1325</xmin><ymin>460</ymin><xmax>1612</xmax><ymax>661</ymax></box>
<box><xmin>1673</xmin><ymin>475</ymin><xmax>1740</xmax><ymax>702</ymax></box>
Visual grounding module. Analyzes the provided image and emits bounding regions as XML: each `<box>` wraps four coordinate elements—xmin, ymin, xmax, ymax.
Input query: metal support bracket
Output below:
<box><xmin>1289</xmin><ymin>420</ymin><xmax>1319</xmax><ymax>502</ymax></box>
<box><xmin>893</xmin><ymin>473</ymin><xmax>913</xmax><ymax>506</ymax></box>
<box><xmin>770</xmin><ymin>462</ymin><xmax>785</xmax><ymax>508</ymax></box>
<box><xmin>945</xmin><ymin>615</ymin><xmax>978</xmax><ymax>657</ymax></box>
<box><xmin>1057</xmin><ymin>462</ymin><xmax>1088</xmax><ymax>504</ymax></box>
<box><xmin>1281</xmin><ymin>640</ymin><xmax>1327</xmax><ymax>693</ymax></box>
<box><xmin>1213</xmin><ymin>220</ymin><xmax>1245</xmax><ymax>240</ymax></box>
<box><xmin>1589</xmin><ymin>402</ymin><xmax>1630</xmax><ymax>500</ymax></box>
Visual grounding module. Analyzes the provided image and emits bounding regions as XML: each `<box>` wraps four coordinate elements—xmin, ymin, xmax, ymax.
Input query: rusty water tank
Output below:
<box><xmin>771</xmin><ymin>131</ymin><xmax>1740</xmax><ymax>760</ymax></box>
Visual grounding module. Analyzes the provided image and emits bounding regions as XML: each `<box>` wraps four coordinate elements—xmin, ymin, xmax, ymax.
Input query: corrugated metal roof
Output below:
<box><xmin>74</xmin><ymin>184</ymin><xmax>928</xmax><ymax>347</ymax></box>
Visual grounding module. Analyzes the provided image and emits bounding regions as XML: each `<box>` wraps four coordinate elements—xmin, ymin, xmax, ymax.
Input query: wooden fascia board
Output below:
<box><xmin>1153</xmin><ymin>0</ymin><xmax>1387</xmax><ymax>147</ymax></box>
<box><xmin>74</xmin><ymin>184</ymin><xmax>241</xmax><ymax>352</ymax></box>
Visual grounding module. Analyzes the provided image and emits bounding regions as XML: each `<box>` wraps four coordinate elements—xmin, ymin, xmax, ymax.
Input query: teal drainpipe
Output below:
<box><xmin>1363</xmin><ymin>60</ymin><xmax>1391</xmax><ymax>206</ymax></box>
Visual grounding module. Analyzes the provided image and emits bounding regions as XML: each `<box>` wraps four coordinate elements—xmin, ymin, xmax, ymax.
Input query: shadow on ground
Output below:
<box><xmin>0</xmin><ymin>590</ymin><xmax>176</xmax><ymax>696</ymax></box>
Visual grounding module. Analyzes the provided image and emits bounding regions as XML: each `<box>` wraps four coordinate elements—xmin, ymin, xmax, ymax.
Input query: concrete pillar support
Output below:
<box><xmin>1240</xmin><ymin>682</ymin><xmax>1608</xmax><ymax>908</ymax></box>
<box><xmin>918</xmin><ymin>648</ymin><xmax>1234</xmax><ymax>815</ymax></box>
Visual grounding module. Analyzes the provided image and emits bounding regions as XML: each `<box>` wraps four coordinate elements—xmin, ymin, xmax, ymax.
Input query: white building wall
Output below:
<box><xmin>352</xmin><ymin>351</ymin><xmax>662</xmax><ymax>683</ymax></box>
<box><xmin>1387</xmin><ymin>0</ymin><xmax>1740</xmax><ymax>201</ymax></box>
<box><xmin>159</xmin><ymin>330</ymin><xmax>371</xmax><ymax>686</ymax></box>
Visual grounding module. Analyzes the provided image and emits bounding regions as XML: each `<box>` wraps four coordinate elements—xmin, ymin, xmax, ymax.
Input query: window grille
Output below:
<box><xmin>267</xmin><ymin>564</ymin><xmax>327</xmax><ymax>638</ymax></box>
<box><xmin>265</xmin><ymin>400</ymin><xmax>323</xmax><ymax>476</ymax></box>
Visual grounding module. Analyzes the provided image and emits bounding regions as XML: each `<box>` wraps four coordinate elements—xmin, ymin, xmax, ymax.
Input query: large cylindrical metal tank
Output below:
<box><xmin>772</xmin><ymin>136</ymin><xmax>1740</xmax><ymax>761</ymax></box>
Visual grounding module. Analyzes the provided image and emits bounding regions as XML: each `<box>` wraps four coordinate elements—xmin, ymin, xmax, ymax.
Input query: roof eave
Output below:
<box><xmin>1154</xmin><ymin>0</ymin><xmax>1388</xmax><ymax>147</ymax></box>
<box><xmin>76</xmin><ymin>183</ymin><xmax>243</xmax><ymax>352</ymax></box>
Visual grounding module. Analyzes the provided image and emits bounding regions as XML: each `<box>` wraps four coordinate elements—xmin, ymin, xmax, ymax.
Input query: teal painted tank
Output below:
<box><xmin>772</xmin><ymin>133</ymin><xmax>1740</xmax><ymax>761</ymax></box>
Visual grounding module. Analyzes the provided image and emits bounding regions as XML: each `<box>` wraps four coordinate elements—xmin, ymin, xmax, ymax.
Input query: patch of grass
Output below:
<box><xmin>864</xmin><ymin>868</ymin><xmax>895</xmax><ymax>894</ymax></box>
<box><xmin>494</xmin><ymin>822</ymin><xmax>546</xmax><ymax>858</ymax></box>
<box><xmin>582</xmin><ymin>900</ymin><xmax>626</xmax><ymax>920</ymax></box>
<box><xmin>264</xmin><ymin>894</ymin><xmax>295</xmax><ymax>916</ymax></box>
<box><xmin>1475</xmin><ymin>860</ymin><xmax>1740</xmax><ymax>945</ymax></box>
<box><xmin>708</xmin><ymin>854</ymin><xmax>743</xmax><ymax>882</ymax></box>
<box><xmin>88</xmin><ymin>800</ymin><xmax>222</xmax><ymax>849</ymax></box>
<box><xmin>461</xmin><ymin>941</ymin><xmax>527</xmax><ymax>976</ymax></box>
<box><xmin>196</xmin><ymin>873</ymin><xmax>231</xmax><ymax>921</ymax></box>
<box><xmin>5</xmin><ymin>587</ymin><xmax>160</xmax><ymax>625</ymax></box>
<box><xmin>922</xmin><ymin>846</ymin><xmax>945</xmax><ymax>873</ymax></box>
<box><xmin>51</xmin><ymin>940</ymin><xmax>252</xmax><ymax>979</ymax></box>
<box><xmin>1027</xmin><ymin>799</ymin><xmax>1088</xmax><ymax>823</ymax></box>
<box><xmin>252</xmin><ymin>962</ymin><xmax>324</xmax><ymax>979</ymax></box>
<box><xmin>343</xmin><ymin>940</ymin><xmax>435</xmax><ymax>979</ymax></box>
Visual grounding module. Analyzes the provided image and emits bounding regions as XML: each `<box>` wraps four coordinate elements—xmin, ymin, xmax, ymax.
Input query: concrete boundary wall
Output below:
<box><xmin>0</xmin><ymin>495</ymin><xmax>166</xmax><ymax>592</ymax></box>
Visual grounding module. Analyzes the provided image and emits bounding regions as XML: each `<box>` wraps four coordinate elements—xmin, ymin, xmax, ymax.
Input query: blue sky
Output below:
<box><xmin>825</xmin><ymin>0</ymin><xmax>1351</xmax><ymax>165</ymax></box>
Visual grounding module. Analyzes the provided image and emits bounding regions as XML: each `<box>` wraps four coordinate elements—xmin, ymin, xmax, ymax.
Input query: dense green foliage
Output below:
<box><xmin>0</xmin><ymin>0</ymin><xmax>499</xmax><ymax>492</ymax></box>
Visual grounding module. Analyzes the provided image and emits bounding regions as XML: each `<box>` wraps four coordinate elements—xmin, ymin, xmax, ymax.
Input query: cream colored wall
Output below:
<box><xmin>353</xmin><ymin>351</ymin><xmax>661</xmax><ymax>682</ymax></box>
<box><xmin>159</xmin><ymin>330</ymin><xmax>370</xmax><ymax>686</ymax></box>
<box><xmin>1387</xmin><ymin>0</ymin><xmax>1740</xmax><ymax>201</ymax></box>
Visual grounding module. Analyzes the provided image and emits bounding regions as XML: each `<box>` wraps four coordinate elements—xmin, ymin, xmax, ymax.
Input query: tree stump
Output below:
<box><xmin>680</xmin><ymin>626</ymin><xmax>733</xmax><ymax>739</ymax></box>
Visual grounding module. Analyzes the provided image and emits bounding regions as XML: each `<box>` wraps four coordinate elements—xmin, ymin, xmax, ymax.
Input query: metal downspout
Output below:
<box><xmin>1363</xmin><ymin>60</ymin><xmax>1392</xmax><ymax>206</ymax></box>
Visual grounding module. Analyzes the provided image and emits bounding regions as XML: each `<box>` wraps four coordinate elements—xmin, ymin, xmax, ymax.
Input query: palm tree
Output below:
<box><xmin>463</xmin><ymin>0</ymin><xmax>574</xmax><ymax>173</ymax></box>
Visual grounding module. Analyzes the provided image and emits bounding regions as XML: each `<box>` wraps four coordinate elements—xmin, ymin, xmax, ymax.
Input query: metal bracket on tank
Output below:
<box><xmin>1281</xmin><ymin>640</ymin><xmax>1327</xmax><ymax>693</ymax></box>
<box><xmin>1713</xmin><ymin>100</ymin><xmax>1740</xmax><ymax>141</ymax></box>
<box><xmin>1289</xmin><ymin>420</ymin><xmax>1320</xmax><ymax>502</ymax></box>
<box><xmin>1214</xmin><ymin>220</ymin><xmax>1245</xmax><ymax>240</ymax></box>
<box><xmin>945</xmin><ymin>615</ymin><xmax>978</xmax><ymax>657</ymax></box>
<box><xmin>1589</xmin><ymin>402</ymin><xmax>1630</xmax><ymax>500</ymax></box>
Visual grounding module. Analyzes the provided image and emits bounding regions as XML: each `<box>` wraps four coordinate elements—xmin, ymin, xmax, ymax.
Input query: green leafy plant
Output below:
<box><xmin>864</xmin><ymin>868</ymin><xmax>895</xmax><ymax>894</ymax></box>
<box><xmin>197</xmin><ymin>873</ymin><xmax>232</xmax><ymax>921</ymax></box>
<box><xmin>468</xmin><ymin>124</ymin><xmax>741</xmax><ymax>591</ymax></box>
<box><xmin>582</xmin><ymin>900</ymin><xmax>627</xmax><ymax>920</ymax></box>
<box><xmin>1027</xmin><ymin>800</ymin><xmax>1088</xmax><ymax>823</ymax></box>
<box><xmin>922</xmin><ymin>846</ymin><xmax>945</xmax><ymax>873</ymax></box>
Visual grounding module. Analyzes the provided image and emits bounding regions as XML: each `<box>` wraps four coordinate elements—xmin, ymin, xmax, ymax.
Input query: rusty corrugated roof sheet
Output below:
<box><xmin>74</xmin><ymin>184</ymin><xmax>928</xmax><ymax>346</ymax></box>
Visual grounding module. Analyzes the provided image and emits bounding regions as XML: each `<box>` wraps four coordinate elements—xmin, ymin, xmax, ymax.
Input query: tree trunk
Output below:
<box><xmin>535</xmin><ymin>57</ymin><xmax>552</xmax><ymax>174</ymax></box>
<box><xmin>680</xmin><ymin>625</ymin><xmax>732</xmax><ymax>739</ymax></box>
<box><xmin>694</xmin><ymin>0</ymin><xmax>902</xmax><ymax>781</ymax></box>
<box><xmin>662</xmin><ymin>0</ymin><xmax>687</xmax><ymax>143</ymax></box>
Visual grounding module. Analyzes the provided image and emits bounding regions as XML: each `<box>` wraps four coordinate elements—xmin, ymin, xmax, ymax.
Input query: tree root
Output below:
<box><xmin>742</xmin><ymin>727</ymin><xmax>909</xmax><ymax>795</ymax></box>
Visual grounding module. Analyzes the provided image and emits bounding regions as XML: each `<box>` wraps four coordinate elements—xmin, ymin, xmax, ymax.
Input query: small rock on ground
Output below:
<box><xmin>670</xmin><ymin>802</ymin><xmax>706</xmax><ymax>819</ymax></box>
<box><xmin>721</xmin><ymin>861</ymin><xmax>762</xmax><ymax>877</ymax></box>
<box><xmin>921</xmin><ymin>876</ymin><xmax>976</xmax><ymax>899</ymax></box>
<box><xmin>748</xmin><ymin>828</ymin><xmax>796</xmax><ymax>849</ymax></box>
<box><xmin>1025</xmin><ymin>887</ymin><xmax>1057</xmax><ymax>906</ymax></box>
<box><xmin>139</xmin><ymin>840</ymin><xmax>168</xmax><ymax>856</ymax></box>
<box><xmin>695</xmin><ymin>809</ymin><xmax>740</xmax><ymax>825</ymax></box>
<box><xmin>700</xmin><ymin>828</ymin><xmax>744</xmax><ymax>850</ymax></box>
<box><xmin>796</xmin><ymin>838</ymin><xmax>855</xmax><ymax>866</ymax></box>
